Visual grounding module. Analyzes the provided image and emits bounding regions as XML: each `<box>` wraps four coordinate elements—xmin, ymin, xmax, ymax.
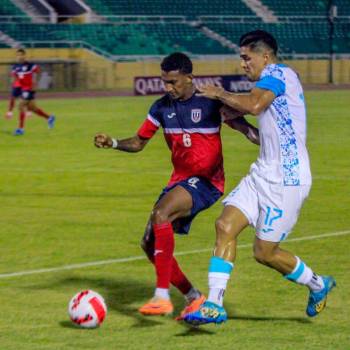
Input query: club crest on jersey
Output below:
<box><xmin>191</xmin><ymin>109</ymin><xmax>202</xmax><ymax>123</ymax></box>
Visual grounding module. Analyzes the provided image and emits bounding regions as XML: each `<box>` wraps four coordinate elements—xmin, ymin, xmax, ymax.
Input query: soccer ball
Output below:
<box><xmin>68</xmin><ymin>290</ymin><xmax>107</xmax><ymax>328</ymax></box>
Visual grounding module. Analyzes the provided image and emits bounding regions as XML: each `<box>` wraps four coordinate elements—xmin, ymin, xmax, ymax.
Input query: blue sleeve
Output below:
<box><xmin>146</xmin><ymin>100</ymin><xmax>163</xmax><ymax>127</ymax></box>
<box><xmin>256</xmin><ymin>75</ymin><xmax>285</xmax><ymax>97</ymax></box>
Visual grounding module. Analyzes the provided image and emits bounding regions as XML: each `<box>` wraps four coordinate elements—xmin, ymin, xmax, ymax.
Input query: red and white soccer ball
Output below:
<box><xmin>68</xmin><ymin>290</ymin><xmax>107</xmax><ymax>328</ymax></box>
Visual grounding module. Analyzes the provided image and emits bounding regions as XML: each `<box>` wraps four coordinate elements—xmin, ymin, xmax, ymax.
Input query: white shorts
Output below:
<box><xmin>223</xmin><ymin>173</ymin><xmax>311</xmax><ymax>242</ymax></box>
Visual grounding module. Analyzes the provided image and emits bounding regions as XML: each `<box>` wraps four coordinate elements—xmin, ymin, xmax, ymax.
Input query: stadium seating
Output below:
<box><xmin>0</xmin><ymin>0</ymin><xmax>349</xmax><ymax>56</ymax></box>
<box><xmin>261</xmin><ymin>0</ymin><xmax>328</xmax><ymax>16</ymax></box>
<box><xmin>0</xmin><ymin>23</ymin><xmax>57</xmax><ymax>44</ymax></box>
<box><xmin>84</xmin><ymin>0</ymin><xmax>256</xmax><ymax>17</ymax></box>
<box><xmin>0</xmin><ymin>20</ymin><xmax>349</xmax><ymax>55</ymax></box>
<box><xmin>334</xmin><ymin>22</ymin><xmax>350</xmax><ymax>53</ymax></box>
<box><xmin>334</xmin><ymin>0</ymin><xmax>350</xmax><ymax>16</ymax></box>
<box><xmin>0</xmin><ymin>23</ymin><xmax>232</xmax><ymax>55</ymax></box>
<box><xmin>203</xmin><ymin>22</ymin><xmax>350</xmax><ymax>54</ymax></box>
<box><xmin>0</xmin><ymin>0</ymin><xmax>30</xmax><ymax>22</ymax></box>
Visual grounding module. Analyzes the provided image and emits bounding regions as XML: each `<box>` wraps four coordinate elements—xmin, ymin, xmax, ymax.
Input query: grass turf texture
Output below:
<box><xmin>0</xmin><ymin>91</ymin><xmax>349</xmax><ymax>350</ymax></box>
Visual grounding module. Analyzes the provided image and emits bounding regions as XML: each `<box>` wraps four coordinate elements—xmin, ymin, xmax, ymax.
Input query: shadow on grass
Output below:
<box><xmin>59</xmin><ymin>320</ymin><xmax>83</xmax><ymax>329</ymax></box>
<box><xmin>1</xmin><ymin>130</ymin><xmax>14</xmax><ymax>136</ymax></box>
<box><xmin>173</xmin><ymin>313</ymin><xmax>310</xmax><ymax>337</ymax></box>
<box><xmin>175</xmin><ymin>324</ymin><xmax>216</xmax><ymax>337</ymax></box>
<box><xmin>59</xmin><ymin>320</ymin><xmax>105</xmax><ymax>330</ymax></box>
<box><xmin>66</xmin><ymin>276</ymin><xmax>169</xmax><ymax>328</ymax></box>
<box><xmin>32</xmin><ymin>275</ymin><xmax>185</xmax><ymax>329</ymax></box>
<box><xmin>230</xmin><ymin>314</ymin><xmax>311</xmax><ymax>324</ymax></box>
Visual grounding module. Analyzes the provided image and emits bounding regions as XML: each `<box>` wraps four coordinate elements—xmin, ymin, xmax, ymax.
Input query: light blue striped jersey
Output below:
<box><xmin>251</xmin><ymin>63</ymin><xmax>312</xmax><ymax>186</ymax></box>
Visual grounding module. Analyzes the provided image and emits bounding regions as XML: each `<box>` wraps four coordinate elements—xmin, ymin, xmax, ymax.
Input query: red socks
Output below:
<box><xmin>19</xmin><ymin>111</ymin><xmax>25</xmax><ymax>129</ymax></box>
<box><xmin>170</xmin><ymin>257</ymin><xmax>192</xmax><ymax>295</ymax></box>
<box><xmin>152</xmin><ymin>222</ymin><xmax>193</xmax><ymax>293</ymax></box>
<box><xmin>153</xmin><ymin>222</ymin><xmax>175</xmax><ymax>289</ymax></box>
<box><xmin>146</xmin><ymin>254</ymin><xmax>193</xmax><ymax>294</ymax></box>
<box><xmin>34</xmin><ymin>108</ymin><xmax>49</xmax><ymax>119</ymax></box>
<box><xmin>9</xmin><ymin>97</ymin><xmax>15</xmax><ymax>111</ymax></box>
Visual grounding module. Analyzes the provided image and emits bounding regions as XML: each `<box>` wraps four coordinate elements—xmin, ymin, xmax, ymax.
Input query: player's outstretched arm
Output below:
<box><xmin>94</xmin><ymin>133</ymin><xmax>148</xmax><ymax>153</ymax></box>
<box><xmin>198</xmin><ymin>85</ymin><xmax>275</xmax><ymax>116</ymax></box>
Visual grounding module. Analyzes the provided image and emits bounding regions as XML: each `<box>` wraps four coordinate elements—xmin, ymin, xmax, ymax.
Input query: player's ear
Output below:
<box><xmin>263</xmin><ymin>51</ymin><xmax>270</xmax><ymax>64</ymax></box>
<box><xmin>186</xmin><ymin>74</ymin><xmax>193</xmax><ymax>84</ymax></box>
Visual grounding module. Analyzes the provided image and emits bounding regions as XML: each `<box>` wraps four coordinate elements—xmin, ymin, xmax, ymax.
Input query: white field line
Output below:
<box><xmin>0</xmin><ymin>229</ymin><xmax>349</xmax><ymax>279</ymax></box>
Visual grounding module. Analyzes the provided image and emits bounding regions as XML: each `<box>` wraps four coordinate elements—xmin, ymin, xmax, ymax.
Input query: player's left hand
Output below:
<box><xmin>197</xmin><ymin>84</ymin><xmax>225</xmax><ymax>100</ymax></box>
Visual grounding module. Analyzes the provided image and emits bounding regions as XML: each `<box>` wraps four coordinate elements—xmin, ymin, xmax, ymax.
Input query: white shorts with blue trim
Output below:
<box><xmin>222</xmin><ymin>173</ymin><xmax>311</xmax><ymax>242</ymax></box>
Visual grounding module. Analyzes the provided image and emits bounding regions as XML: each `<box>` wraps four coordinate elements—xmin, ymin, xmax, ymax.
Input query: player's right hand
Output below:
<box><xmin>94</xmin><ymin>133</ymin><xmax>113</xmax><ymax>148</ymax></box>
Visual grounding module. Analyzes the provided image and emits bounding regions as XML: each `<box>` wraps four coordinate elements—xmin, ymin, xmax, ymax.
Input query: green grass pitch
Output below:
<box><xmin>0</xmin><ymin>91</ymin><xmax>349</xmax><ymax>350</ymax></box>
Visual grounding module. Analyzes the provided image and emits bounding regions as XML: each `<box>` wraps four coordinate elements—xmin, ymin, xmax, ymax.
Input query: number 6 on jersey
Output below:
<box><xmin>183</xmin><ymin>133</ymin><xmax>192</xmax><ymax>147</ymax></box>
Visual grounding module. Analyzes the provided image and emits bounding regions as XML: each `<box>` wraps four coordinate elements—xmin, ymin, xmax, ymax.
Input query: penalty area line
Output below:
<box><xmin>0</xmin><ymin>229</ymin><xmax>349</xmax><ymax>279</ymax></box>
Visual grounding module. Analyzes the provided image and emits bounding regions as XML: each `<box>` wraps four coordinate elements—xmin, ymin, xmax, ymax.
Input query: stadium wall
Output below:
<box><xmin>0</xmin><ymin>48</ymin><xmax>349</xmax><ymax>92</ymax></box>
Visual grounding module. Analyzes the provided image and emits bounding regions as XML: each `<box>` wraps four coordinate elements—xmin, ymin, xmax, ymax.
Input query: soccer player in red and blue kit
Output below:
<box><xmin>94</xmin><ymin>52</ymin><xmax>259</xmax><ymax>319</ymax></box>
<box><xmin>4</xmin><ymin>68</ymin><xmax>27</xmax><ymax>119</ymax></box>
<box><xmin>12</xmin><ymin>48</ymin><xmax>55</xmax><ymax>136</ymax></box>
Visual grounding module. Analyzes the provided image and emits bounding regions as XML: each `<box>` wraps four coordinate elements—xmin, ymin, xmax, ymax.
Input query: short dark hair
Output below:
<box><xmin>16</xmin><ymin>48</ymin><xmax>26</xmax><ymax>54</ymax></box>
<box><xmin>161</xmin><ymin>52</ymin><xmax>193</xmax><ymax>74</ymax></box>
<box><xmin>239</xmin><ymin>30</ymin><xmax>278</xmax><ymax>56</ymax></box>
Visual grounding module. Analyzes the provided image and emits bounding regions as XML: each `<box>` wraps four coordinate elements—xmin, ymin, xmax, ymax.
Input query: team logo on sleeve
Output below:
<box><xmin>191</xmin><ymin>109</ymin><xmax>202</xmax><ymax>123</ymax></box>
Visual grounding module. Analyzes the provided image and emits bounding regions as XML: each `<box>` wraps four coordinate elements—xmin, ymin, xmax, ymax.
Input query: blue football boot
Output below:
<box><xmin>306</xmin><ymin>276</ymin><xmax>336</xmax><ymax>317</ymax></box>
<box><xmin>13</xmin><ymin>128</ymin><xmax>24</xmax><ymax>136</ymax></box>
<box><xmin>184</xmin><ymin>301</ymin><xmax>227</xmax><ymax>325</ymax></box>
<box><xmin>48</xmin><ymin>115</ymin><xmax>56</xmax><ymax>129</ymax></box>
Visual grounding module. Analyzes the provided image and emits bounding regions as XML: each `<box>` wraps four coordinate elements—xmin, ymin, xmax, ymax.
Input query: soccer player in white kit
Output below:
<box><xmin>184</xmin><ymin>30</ymin><xmax>336</xmax><ymax>325</ymax></box>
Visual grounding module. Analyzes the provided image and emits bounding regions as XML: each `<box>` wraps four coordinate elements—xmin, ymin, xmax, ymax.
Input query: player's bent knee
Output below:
<box><xmin>215</xmin><ymin>217</ymin><xmax>233</xmax><ymax>238</ymax></box>
<box><xmin>140</xmin><ymin>238</ymin><xmax>152</xmax><ymax>253</ymax></box>
<box><xmin>140</xmin><ymin>223</ymin><xmax>154</xmax><ymax>253</ymax></box>
<box><xmin>151</xmin><ymin>207</ymin><xmax>170</xmax><ymax>224</ymax></box>
<box><xmin>140</xmin><ymin>237</ymin><xmax>154</xmax><ymax>259</ymax></box>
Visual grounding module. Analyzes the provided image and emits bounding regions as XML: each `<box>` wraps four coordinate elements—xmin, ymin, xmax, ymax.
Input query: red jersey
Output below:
<box><xmin>12</xmin><ymin>73</ymin><xmax>21</xmax><ymax>88</ymax></box>
<box><xmin>12</xmin><ymin>62</ymin><xmax>39</xmax><ymax>91</ymax></box>
<box><xmin>138</xmin><ymin>93</ymin><xmax>225</xmax><ymax>193</ymax></box>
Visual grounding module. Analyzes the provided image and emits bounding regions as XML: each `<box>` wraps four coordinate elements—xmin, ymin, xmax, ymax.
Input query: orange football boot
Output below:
<box><xmin>138</xmin><ymin>297</ymin><xmax>174</xmax><ymax>316</ymax></box>
<box><xmin>175</xmin><ymin>294</ymin><xmax>206</xmax><ymax>321</ymax></box>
